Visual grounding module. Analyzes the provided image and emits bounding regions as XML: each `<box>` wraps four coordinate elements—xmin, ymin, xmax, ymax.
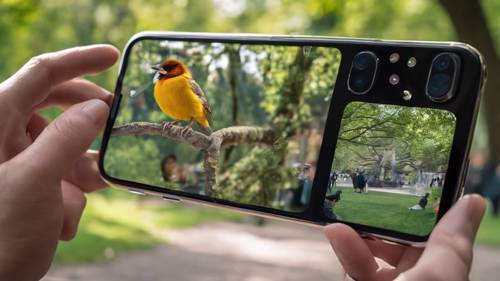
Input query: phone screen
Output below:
<box><xmin>329</xmin><ymin>102</ymin><xmax>455</xmax><ymax>236</ymax></box>
<box><xmin>104</xmin><ymin>39</ymin><xmax>341</xmax><ymax>212</ymax></box>
<box><xmin>103</xmin><ymin>38</ymin><xmax>459</xmax><ymax>237</ymax></box>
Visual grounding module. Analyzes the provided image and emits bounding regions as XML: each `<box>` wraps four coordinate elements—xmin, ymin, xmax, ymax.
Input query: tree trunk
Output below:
<box><xmin>216</xmin><ymin>47</ymin><xmax>318</xmax><ymax>204</ymax></box>
<box><xmin>222</xmin><ymin>46</ymin><xmax>243</xmax><ymax>168</ymax></box>
<box><xmin>439</xmin><ymin>0</ymin><xmax>500</xmax><ymax>162</ymax></box>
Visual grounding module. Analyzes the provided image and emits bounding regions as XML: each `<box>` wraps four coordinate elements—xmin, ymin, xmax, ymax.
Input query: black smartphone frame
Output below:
<box><xmin>99</xmin><ymin>32</ymin><xmax>486</xmax><ymax>245</ymax></box>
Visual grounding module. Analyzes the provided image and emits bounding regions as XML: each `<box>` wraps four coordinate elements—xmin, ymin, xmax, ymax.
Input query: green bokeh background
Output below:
<box><xmin>1</xmin><ymin>0</ymin><xmax>500</xmax><ymax>262</ymax></box>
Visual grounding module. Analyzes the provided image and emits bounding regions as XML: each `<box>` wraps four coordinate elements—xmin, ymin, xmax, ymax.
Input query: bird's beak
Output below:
<box><xmin>152</xmin><ymin>65</ymin><xmax>168</xmax><ymax>75</ymax></box>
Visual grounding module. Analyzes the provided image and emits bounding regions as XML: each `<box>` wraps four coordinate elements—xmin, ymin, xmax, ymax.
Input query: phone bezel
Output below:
<box><xmin>99</xmin><ymin>31</ymin><xmax>486</xmax><ymax>245</ymax></box>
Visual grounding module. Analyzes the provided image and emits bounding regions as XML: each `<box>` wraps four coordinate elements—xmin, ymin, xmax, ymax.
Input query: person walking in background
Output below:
<box><xmin>329</xmin><ymin>171</ymin><xmax>338</xmax><ymax>193</ymax></box>
<box><xmin>430</xmin><ymin>175</ymin><xmax>436</xmax><ymax>187</ymax></box>
<box><xmin>299</xmin><ymin>163</ymin><xmax>314</xmax><ymax>206</ymax></box>
<box><xmin>356</xmin><ymin>170</ymin><xmax>368</xmax><ymax>193</ymax></box>
<box><xmin>350</xmin><ymin>170</ymin><xmax>358</xmax><ymax>192</ymax></box>
<box><xmin>483</xmin><ymin>164</ymin><xmax>500</xmax><ymax>216</ymax></box>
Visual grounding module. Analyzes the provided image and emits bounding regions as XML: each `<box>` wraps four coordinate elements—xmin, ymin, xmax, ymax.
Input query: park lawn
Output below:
<box><xmin>55</xmin><ymin>189</ymin><xmax>242</xmax><ymax>264</ymax></box>
<box><xmin>53</xmin><ymin>185</ymin><xmax>500</xmax><ymax>264</ymax></box>
<box><xmin>332</xmin><ymin>186</ymin><xmax>436</xmax><ymax>236</ymax></box>
<box><xmin>476</xmin><ymin>210</ymin><xmax>500</xmax><ymax>247</ymax></box>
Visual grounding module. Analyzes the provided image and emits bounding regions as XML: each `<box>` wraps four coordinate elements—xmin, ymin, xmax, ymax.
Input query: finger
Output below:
<box><xmin>324</xmin><ymin>224</ymin><xmax>379</xmax><ymax>281</ymax></box>
<box><xmin>0</xmin><ymin>44</ymin><xmax>119</xmax><ymax>111</ymax></box>
<box><xmin>28</xmin><ymin>79</ymin><xmax>113</xmax><ymax>140</ymax></box>
<box><xmin>27</xmin><ymin>113</ymin><xmax>50</xmax><ymax>141</ymax></box>
<box><xmin>364</xmin><ymin>238</ymin><xmax>406</xmax><ymax>266</ymax></box>
<box><xmin>14</xmin><ymin>99</ymin><xmax>109</xmax><ymax>182</ymax></box>
<box><xmin>406</xmin><ymin>194</ymin><xmax>486</xmax><ymax>280</ymax></box>
<box><xmin>64</xmin><ymin>150</ymin><xmax>108</xmax><ymax>193</ymax></box>
<box><xmin>60</xmin><ymin>180</ymin><xmax>86</xmax><ymax>241</ymax></box>
<box><xmin>36</xmin><ymin>78</ymin><xmax>113</xmax><ymax>110</ymax></box>
<box><xmin>365</xmin><ymin>238</ymin><xmax>422</xmax><ymax>272</ymax></box>
<box><xmin>428</xmin><ymin>194</ymin><xmax>485</xmax><ymax>262</ymax></box>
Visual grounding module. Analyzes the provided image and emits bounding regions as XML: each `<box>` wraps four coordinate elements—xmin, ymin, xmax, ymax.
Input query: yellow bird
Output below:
<box><xmin>151</xmin><ymin>59</ymin><xmax>212</xmax><ymax>136</ymax></box>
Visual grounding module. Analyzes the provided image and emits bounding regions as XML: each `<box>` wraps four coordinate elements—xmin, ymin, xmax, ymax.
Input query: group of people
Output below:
<box><xmin>351</xmin><ymin>170</ymin><xmax>368</xmax><ymax>193</ymax></box>
<box><xmin>430</xmin><ymin>174</ymin><xmax>443</xmax><ymax>187</ymax></box>
<box><xmin>329</xmin><ymin>169</ymin><xmax>369</xmax><ymax>194</ymax></box>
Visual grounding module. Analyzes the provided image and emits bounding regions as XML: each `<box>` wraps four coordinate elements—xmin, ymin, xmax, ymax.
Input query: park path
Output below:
<box><xmin>336</xmin><ymin>183</ymin><xmax>419</xmax><ymax>196</ymax></box>
<box><xmin>42</xmin><ymin>221</ymin><xmax>500</xmax><ymax>281</ymax></box>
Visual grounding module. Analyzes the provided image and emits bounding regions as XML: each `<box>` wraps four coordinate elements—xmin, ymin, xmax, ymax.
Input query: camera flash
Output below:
<box><xmin>407</xmin><ymin>57</ymin><xmax>417</xmax><ymax>68</ymax></box>
<box><xmin>389</xmin><ymin>74</ymin><xmax>400</xmax><ymax>85</ymax></box>
<box><xmin>389</xmin><ymin>53</ymin><xmax>400</xmax><ymax>63</ymax></box>
<box><xmin>402</xmin><ymin>90</ymin><xmax>412</xmax><ymax>101</ymax></box>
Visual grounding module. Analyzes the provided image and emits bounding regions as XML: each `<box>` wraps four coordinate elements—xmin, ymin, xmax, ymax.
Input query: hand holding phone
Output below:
<box><xmin>0</xmin><ymin>45</ymin><xmax>118</xmax><ymax>281</ymax></box>
<box><xmin>100</xmin><ymin>32</ymin><xmax>486</xmax><ymax>244</ymax></box>
<box><xmin>325</xmin><ymin>194</ymin><xmax>485</xmax><ymax>281</ymax></box>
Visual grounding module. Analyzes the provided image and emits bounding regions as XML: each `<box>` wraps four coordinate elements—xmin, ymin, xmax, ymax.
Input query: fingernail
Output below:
<box><xmin>104</xmin><ymin>93</ymin><xmax>114</xmax><ymax>106</ymax></box>
<box><xmin>461</xmin><ymin>193</ymin><xmax>485</xmax><ymax>221</ymax></box>
<box><xmin>462</xmin><ymin>193</ymin><xmax>472</xmax><ymax>202</ymax></box>
<box><xmin>78</xmin><ymin>99</ymin><xmax>109</xmax><ymax>126</ymax></box>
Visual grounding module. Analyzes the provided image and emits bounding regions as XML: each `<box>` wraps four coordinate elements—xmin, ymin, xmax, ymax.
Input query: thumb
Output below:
<box><xmin>16</xmin><ymin>99</ymin><xmax>109</xmax><ymax>182</ymax></box>
<box><xmin>404</xmin><ymin>194</ymin><xmax>486</xmax><ymax>281</ymax></box>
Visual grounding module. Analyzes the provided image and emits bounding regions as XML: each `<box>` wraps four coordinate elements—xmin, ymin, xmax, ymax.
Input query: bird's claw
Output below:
<box><xmin>181</xmin><ymin>126</ymin><xmax>193</xmax><ymax>137</ymax></box>
<box><xmin>161</xmin><ymin>121</ymin><xmax>177</xmax><ymax>131</ymax></box>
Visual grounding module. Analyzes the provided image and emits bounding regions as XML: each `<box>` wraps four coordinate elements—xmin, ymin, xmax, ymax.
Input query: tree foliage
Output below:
<box><xmin>334</xmin><ymin>103</ymin><xmax>455</xmax><ymax>184</ymax></box>
<box><xmin>2</xmin><ymin>0</ymin><xmax>499</xmax><ymax>203</ymax></box>
<box><xmin>105</xmin><ymin>39</ymin><xmax>339</xmax><ymax>207</ymax></box>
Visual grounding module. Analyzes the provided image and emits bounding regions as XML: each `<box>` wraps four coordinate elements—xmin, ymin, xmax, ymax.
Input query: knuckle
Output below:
<box><xmin>49</xmin><ymin>114</ymin><xmax>85</xmax><ymax>144</ymax></box>
<box><xmin>26</xmin><ymin>54</ymin><xmax>53</xmax><ymax>85</ymax></box>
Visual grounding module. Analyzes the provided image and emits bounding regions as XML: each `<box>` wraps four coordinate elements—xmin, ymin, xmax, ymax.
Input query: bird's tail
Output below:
<box><xmin>200</xmin><ymin>125</ymin><xmax>213</xmax><ymax>136</ymax></box>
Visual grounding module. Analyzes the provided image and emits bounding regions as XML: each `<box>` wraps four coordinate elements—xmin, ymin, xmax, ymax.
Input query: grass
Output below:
<box><xmin>55</xmin><ymin>187</ymin><xmax>500</xmax><ymax>264</ymax></box>
<box><xmin>476</xmin><ymin>208</ymin><xmax>500</xmax><ymax>247</ymax></box>
<box><xmin>332</xmin><ymin>186</ymin><xmax>436</xmax><ymax>236</ymax></box>
<box><xmin>55</xmin><ymin>189</ymin><xmax>241</xmax><ymax>263</ymax></box>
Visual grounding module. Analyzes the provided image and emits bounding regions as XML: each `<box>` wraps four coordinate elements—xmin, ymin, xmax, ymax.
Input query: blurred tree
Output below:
<box><xmin>1</xmin><ymin>0</ymin><xmax>498</xmax><ymax>205</ymax></box>
<box><xmin>439</xmin><ymin>0</ymin><xmax>500</xmax><ymax>163</ymax></box>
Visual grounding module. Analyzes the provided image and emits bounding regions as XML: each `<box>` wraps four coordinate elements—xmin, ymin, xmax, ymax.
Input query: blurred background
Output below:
<box><xmin>1</xmin><ymin>0</ymin><xmax>499</xmax><ymax>280</ymax></box>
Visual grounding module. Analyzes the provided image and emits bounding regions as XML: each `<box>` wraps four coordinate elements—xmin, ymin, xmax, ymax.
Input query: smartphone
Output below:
<box><xmin>99</xmin><ymin>32</ymin><xmax>486</xmax><ymax>245</ymax></box>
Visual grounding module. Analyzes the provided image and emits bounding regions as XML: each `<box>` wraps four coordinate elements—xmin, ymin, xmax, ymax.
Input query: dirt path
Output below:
<box><xmin>42</xmin><ymin>221</ymin><xmax>499</xmax><ymax>281</ymax></box>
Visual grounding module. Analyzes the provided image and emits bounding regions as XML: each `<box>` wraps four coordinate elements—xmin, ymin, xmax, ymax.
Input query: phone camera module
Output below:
<box><xmin>434</xmin><ymin>55</ymin><xmax>451</xmax><ymax>71</ymax></box>
<box><xmin>426</xmin><ymin>52</ymin><xmax>460</xmax><ymax>103</ymax></box>
<box><xmin>348</xmin><ymin>51</ymin><xmax>379</xmax><ymax>95</ymax></box>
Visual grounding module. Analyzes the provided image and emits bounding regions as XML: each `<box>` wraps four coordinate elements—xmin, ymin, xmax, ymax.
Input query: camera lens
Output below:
<box><xmin>353</xmin><ymin>52</ymin><xmax>372</xmax><ymax>70</ymax></box>
<box><xmin>428</xmin><ymin>73</ymin><xmax>452</xmax><ymax>98</ymax></box>
<box><xmin>348</xmin><ymin>51</ymin><xmax>379</xmax><ymax>95</ymax></box>
<box><xmin>425</xmin><ymin>53</ymin><xmax>460</xmax><ymax>103</ymax></box>
<box><xmin>353</xmin><ymin>74</ymin><xmax>367</xmax><ymax>88</ymax></box>
<box><xmin>433</xmin><ymin>55</ymin><xmax>451</xmax><ymax>72</ymax></box>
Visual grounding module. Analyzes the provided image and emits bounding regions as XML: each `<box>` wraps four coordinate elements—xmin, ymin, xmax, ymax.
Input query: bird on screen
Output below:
<box><xmin>151</xmin><ymin>59</ymin><xmax>212</xmax><ymax>136</ymax></box>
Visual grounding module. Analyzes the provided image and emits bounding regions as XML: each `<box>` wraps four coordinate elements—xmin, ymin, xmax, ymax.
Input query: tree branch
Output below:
<box><xmin>111</xmin><ymin>122</ymin><xmax>276</xmax><ymax>195</ymax></box>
